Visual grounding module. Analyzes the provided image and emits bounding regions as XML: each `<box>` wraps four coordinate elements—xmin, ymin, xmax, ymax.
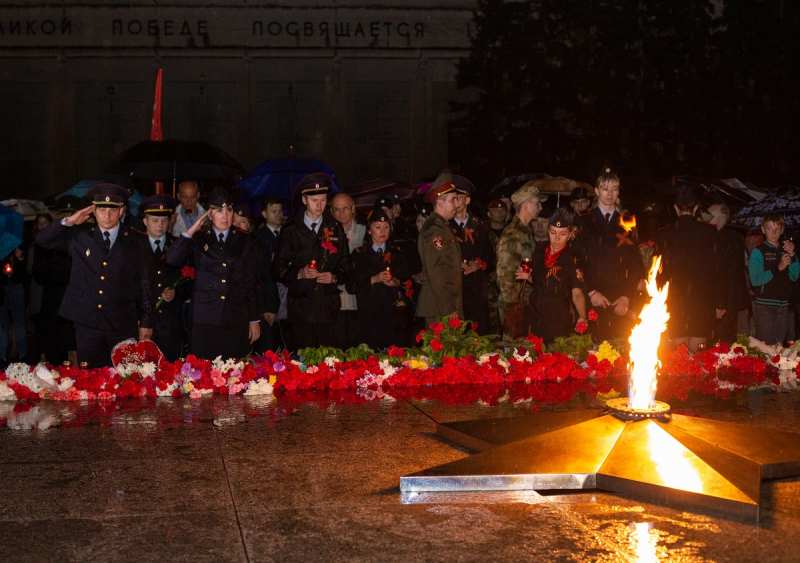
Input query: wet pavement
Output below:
<box><xmin>1</xmin><ymin>387</ymin><xmax>800</xmax><ymax>562</ymax></box>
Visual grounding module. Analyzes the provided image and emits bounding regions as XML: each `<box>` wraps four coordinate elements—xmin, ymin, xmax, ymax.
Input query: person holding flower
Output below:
<box><xmin>272</xmin><ymin>173</ymin><xmax>352</xmax><ymax>349</ymax></box>
<box><xmin>139</xmin><ymin>194</ymin><xmax>190</xmax><ymax>361</ymax></box>
<box><xmin>167</xmin><ymin>186</ymin><xmax>260</xmax><ymax>360</ymax></box>
<box><xmin>516</xmin><ymin>209</ymin><xmax>588</xmax><ymax>344</ymax></box>
<box><xmin>345</xmin><ymin>208</ymin><xmax>410</xmax><ymax>350</ymax></box>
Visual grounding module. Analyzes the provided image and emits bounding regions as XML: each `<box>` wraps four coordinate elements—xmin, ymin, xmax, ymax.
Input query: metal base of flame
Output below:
<box><xmin>400</xmin><ymin>401</ymin><xmax>800</xmax><ymax>521</ymax></box>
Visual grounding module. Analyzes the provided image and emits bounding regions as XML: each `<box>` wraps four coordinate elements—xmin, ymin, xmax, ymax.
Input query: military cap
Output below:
<box><xmin>369</xmin><ymin>206</ymin><xmax>391</xmax><ymax>224</ymax></box>
<box><xmin>86</xmin><ymin>182</ymin><xmax>128</xmax><ymax>208</ymax></box>
<box><xmin>208</xmin><ymin>186</ymin><xmax>231</xmax><ymax>208</ymax></box>
<box><xmin>675</xmin><ymin>185</ymin><xmax>697</xmax><ymax>207</ymax></box>
<box><xmin>137</xmin><ymin>194</ymin><xmax>176</xmax><ymax>217</ymax></box>
<box><xmin>233</xmin><ymin>202</ymin><xmax>251</xmax><ymax>218</ymax></box>
<box><xmin>488</xmin><ymin>199</ymin><xmax>506</xmax><ymax>209</ymax></box>
<box><xmin>387</xmin><ymin>193</ymin><xmax>401</xmax><ymax>205</ymax></box>
<box><xmin>511</xmin><ymin>181</ymin><xmax>548</xmax><ymax>206</ymax></box>
<box><xmin>375</xmin><ymin>195</ymin><xmax>394</xmax><ymax>209</ymax></box>
<box><xmin>105</xmin><ymin>174</ymin><xmax>136</xmax><ymax>197</ymax></box>
<box><xmin>452</xmin><ymin>175</ymin><xmax>475</xmax><ymax>196</ymax></box>
<box><xmin>295</xmin><ymin>173</ymin><xmax>332</xmax><ymax>196</ymax></box>
<box><xmin>549</xmin><ymin>208</ymin><xmax>574</xmax><ymax>228</ymax></box>
<box><xmin>56</xmin><ymin>195</ymin><xmax>83</xmax><ymax>214</ymax></box>
<box><xmin>570</xmin><ymin>187</ymin><xmax>591</xmax><ymax>202</ymax></box>
<box><xmin>427</xmin><ymin>169</ymin><xmax>457</xmax><ymax>203</ymax></box>
<box><xmin>417</xmin><ymin>202</ymin><xmax>432</xmax><ymax>218</ymax></box>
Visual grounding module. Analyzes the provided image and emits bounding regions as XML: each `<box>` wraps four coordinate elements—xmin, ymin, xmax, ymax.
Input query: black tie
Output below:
<box><xmin>154</xmin><ymin>239</ymin><xmax>161</xmax><ymax>254</ymax></box>
<box><xmin>273</xmin><ymin>229</ymin><xmax>279</xmax><ymax>237</ymax></box>
<box><xmin>103</xmin><ymin>231</ymin><xmax>111</xmax><ymax>252</ymax></box>
<box><xmin>310</xmin><ymin>222</ymin><xmax>317</xmax><ymax>234</ymax></box>
<box><xmin>605</xmin><ymin>213</ymin><xmax>612</xmax><ymax>223</ymax></box>
<box><xmin>218</xmin><ymin>232</ymin><xmax>225</xmax><ymax>247</ymax></box>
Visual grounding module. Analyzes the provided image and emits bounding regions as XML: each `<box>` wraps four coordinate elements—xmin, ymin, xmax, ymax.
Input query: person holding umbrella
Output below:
<box><xmin>35</xmin><ymin>183</ymin><xmax>156</xmax><ymax>368</ymax></box>
<box><xmin>167</xmin><ymin>187</ymin><xmax>260</xmax><ymax>359</ymax></box>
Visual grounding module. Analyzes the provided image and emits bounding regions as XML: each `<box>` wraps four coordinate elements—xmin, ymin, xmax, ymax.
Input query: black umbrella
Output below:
<box><xmin>487</xmin><ymin>173</ymin><xmax>550</xmax><ymax>200</ymax></box>
<box><xmin>105</xmin><ymin>139</ymin><xmax>244</xmax><ymax>184</ymax></box>
<box><xmin>729</xmin><ymin>194</ymin><xmax>800</xmax><ymax>231</ymax></box>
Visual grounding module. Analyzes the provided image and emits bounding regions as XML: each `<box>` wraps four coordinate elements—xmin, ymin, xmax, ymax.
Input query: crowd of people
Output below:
<box><xmin>0</xmin><ymin>168</ymin><xmax>795</xmax><ymax>368</ymax></box>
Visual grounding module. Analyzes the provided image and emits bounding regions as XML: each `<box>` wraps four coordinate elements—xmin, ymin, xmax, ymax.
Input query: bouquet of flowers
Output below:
<box><xmin>413</xmin><ymin>315</ymin><xmax>498</xmax><ymax>365</ymax></box>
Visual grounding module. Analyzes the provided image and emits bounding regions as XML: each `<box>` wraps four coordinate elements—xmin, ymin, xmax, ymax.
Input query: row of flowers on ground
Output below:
<box><xmin>0</xmin><ymin>316</ymin><xmax>794</xmax><ymax>405</ymax></box>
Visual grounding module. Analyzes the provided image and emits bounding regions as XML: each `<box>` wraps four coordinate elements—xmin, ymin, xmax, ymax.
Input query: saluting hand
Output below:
<box><xmin>185</xmin><ymin>210</ymin><xmax>211</xmax><ymax>236</ymax></box>
<box><xmin>63</xmin><ymin>205</ymin><xmax>96</xmax><ymax>227</ymax></box>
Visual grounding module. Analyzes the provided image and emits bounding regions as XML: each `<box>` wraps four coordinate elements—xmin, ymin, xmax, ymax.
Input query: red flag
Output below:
<box><xmin>151</xmin><ymin>69</ymin><xmax>164</xmax><ymax>194</ymax></box>
<box><xmin>150</xmin><ymin>69</ymin><xmax>163</xmax><ymax>141</ymax></box>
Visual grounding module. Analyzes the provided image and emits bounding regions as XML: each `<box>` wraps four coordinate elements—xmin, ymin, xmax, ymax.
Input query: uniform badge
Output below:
<box><xmin>85</xmin><ymin>249</ymin><xmax>90</xmax><ymax>257</ymax></box>
<box><xmin>576</xmin><ymin>268</ymin><xmax>584</xmax><ymax>282</ymax></box>
<box><xmin>433</xmin><ymin>236</ymin><xmax>443</xmax><ymax>251</ymax></box>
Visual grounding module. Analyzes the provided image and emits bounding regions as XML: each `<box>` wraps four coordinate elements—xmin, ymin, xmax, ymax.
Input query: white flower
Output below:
<box><xmin>140</xmin><ymin>362</ymin><xmax>157</xmax><ymax>378</ymax></box>
<box><xmin>324</xmin><ymin>356</ymin><xmax>341</xmax><ymax>367</ymax></box>
<box><xmin>156</xmin><ymin>382</ymin><xmax>179</xmax><ymax>397</ymax></box>
<box><xmin>57</xmin><ymin>378</ymin><xmax>74</xmax><ymax>392</ymax></box>
<box><xmin>0</xmin><ymin>381</ymin><xmax>16</xmax><ymax>401</ymax></box>
<box><xmin>212</xmin><ymin>356</ymin><xmax>245</xmax><ymax>373</ymax></box>
<box><xmin>244</xmin><ymin>378</ymin><xmax>274</xmax><ymax>395</ymax></box>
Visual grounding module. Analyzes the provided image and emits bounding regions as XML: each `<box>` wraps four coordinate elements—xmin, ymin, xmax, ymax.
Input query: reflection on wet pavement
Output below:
<box><xmin>1</xmin><ymin>386</ymin><xmax>799</xmax><ymax>561</ymax></box>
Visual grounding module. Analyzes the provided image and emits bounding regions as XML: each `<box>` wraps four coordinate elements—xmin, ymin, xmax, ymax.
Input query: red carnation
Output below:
<box><xmin>588</xmin><ymin>309</ymin><xmax>598</xmax><ymax>321</ymax></box>
<box><xmin>405</xmin><ymin>289</ymin><xmax>414</xmax><ymax>297</ymax></box>
<box><xmin>448</xmin><ymin>318</ymin><xmax>461</xmax><ymax>329</ymax></box>
<box><xmin>771</xmin><ymin>355</ymin><xmax>781</xmax><ymax>364</ymax></box>
<box><xmin>404</xmin><ymin>279</ymin><xmax>412</xmax><ymax>289</ymax></box>
<box><xmin>430</xmin><ymin>322</ymin><xmax>445</xmax><ymax>335</ymax></box>
<box><xmin>430</xmin><ymin>337</ymin><xmax>444</xmax><ymax>352</ymax></box>
<box><xmin>472</xmin><ymin>322</ymin><xmax>479</xmax><ymax>332</ymax></box>
<box><xmin>415</xmin><ymin>329</ymin><xmax>426</xmax><ymax>343</ymax></box>
<box><xmin>181</xmin><ymin>266</ymin><xmax>196</xmax><ymax>279</ymax></box>
<box><xmin>321</xmin><ymin>240</ymin><xmax>338</xmax><ymax>253</ymax></box>
<box><xmin>575</xmin><ymin>322</ymin><xmax>588</xmax><ymax>334</ymax></box>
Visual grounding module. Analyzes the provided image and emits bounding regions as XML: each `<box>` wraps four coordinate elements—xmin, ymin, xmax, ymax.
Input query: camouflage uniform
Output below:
<box><xmin>486</xmin><ymin>229</ymin><xmax>501</xmax><ymax>334</ymax></box>
<box><xmin>495</xmin><ymin>215</ymin><xmax>536</xmax><ymax>322</ymax></box>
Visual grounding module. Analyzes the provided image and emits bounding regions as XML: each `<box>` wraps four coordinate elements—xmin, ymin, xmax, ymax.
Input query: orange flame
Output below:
<box><xmin>628</xmin><ymin>255</ymin><xmax>669</xmax><ymax>410</ymax></box>
<box><xmin>619</xmin><ymin>214</ymin><xmax>637</xmax><ymax>234</ymax></box>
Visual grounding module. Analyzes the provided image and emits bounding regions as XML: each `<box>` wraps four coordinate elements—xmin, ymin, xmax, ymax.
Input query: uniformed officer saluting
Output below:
<box><xmin>417</xmin><ymin>169</ymin><xmax>463</xmax><ymax>326</ymax></box>
<box><xmin>138</xmin><ymin>194</ymin><xmax>187</xmax><ymax>362</ymax></box>
<box><xmin>345</xmin><ymin>207</ymin><xmax>410</xmax><ymax>350</ymax></box>
<box><xmin>35</xmin><ymin>183</ymin><xmax>155</xmax><ymax>368</ymax></box>
<box><xmin>272</xmin><ymin>173</ymin><xmax>352</xmax><ymax>349</ymax></box>
<box><xmin>167</xmin><ymin>186</ymin><xmax>260</xmax><ymax>360</ymax></box>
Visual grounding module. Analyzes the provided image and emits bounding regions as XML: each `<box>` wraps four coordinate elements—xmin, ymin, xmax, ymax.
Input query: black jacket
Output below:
<box><xmin>166</xmin><ymin>228</ymin><xmax>259</xmax><ymax>326</ymax></box>
<box><xmin>35</xmin><ymin>221</ymin><xmax>155</xmax><ymax>332</ymax></box>
<box><xmin>272</xmin><ymin>210</ymin><xmax>352</xmax><ymax>323</ymax></box>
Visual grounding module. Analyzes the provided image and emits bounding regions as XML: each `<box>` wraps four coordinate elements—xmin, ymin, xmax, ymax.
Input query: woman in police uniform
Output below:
<box><xmin>166</xmin><ymin>187</ymin><xmax>260</xmax><ymax>360</ymax></box>
<box><xmin>345</xmin><ymin>208</ymin><xmax>410</xmax><ymax>350</ymax></box>
<box><xmin>516</xmin><ymin>209</ymin><xmax>588</xmax><ymax>344</ymax></box>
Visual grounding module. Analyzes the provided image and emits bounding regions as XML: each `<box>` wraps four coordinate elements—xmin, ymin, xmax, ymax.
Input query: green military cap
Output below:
<box><xmin>511</xmin><ymin>181</ymin><xmax>548</xmax><ymax>206</ymax></box>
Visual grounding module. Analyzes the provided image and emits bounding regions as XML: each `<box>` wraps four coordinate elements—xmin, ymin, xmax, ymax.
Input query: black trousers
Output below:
<box><xmin>259</xmin><ymin>319</ymin><xmax>295</xmax><ymax>353</ymax></box>
<box><xmin>335</xmin><ymin>310</ymin><xmax>359</xmax><ymax>350</ymax></box>
<box><xmin>292</xmin><ymin>319</ymin><xmax>337</xmax><ymax>350</ymax></box>
<box><xmin>191</xmin><ymin>322</ymin><xmax>251</xmax><ymax>360</ymax></box>
<box><xmin>75</xmin><ymin>323</ymin><xmax>137</xmax><ymax>368</ymax></box>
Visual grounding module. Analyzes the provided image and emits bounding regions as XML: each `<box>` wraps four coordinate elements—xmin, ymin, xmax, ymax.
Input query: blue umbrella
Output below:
<box><xmin>57</xmin><ymin>180</ymin><xmax>144</xmax><ymax>216</ymax></box>
<box><xmin>0</xmin><ymin>204</ymin><xmax>24</xmax><ymax>260</ymax></box>
<box><xmin>235</xmin><ymin>157</ymin><xmax>339</xmax><ymax>216</ymax></box>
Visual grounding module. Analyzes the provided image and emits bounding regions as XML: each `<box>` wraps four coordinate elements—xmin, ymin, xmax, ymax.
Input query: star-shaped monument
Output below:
<box><xmin>400</xmin><ymin>406</ymin><xmax>800</xmax><ymax>520</ymax></box>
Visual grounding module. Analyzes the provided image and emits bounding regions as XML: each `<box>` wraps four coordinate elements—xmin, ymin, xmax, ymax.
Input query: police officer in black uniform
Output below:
<box><xmin>139</xmin><ymin>194</ymin><xmax>188</xmax><ymax>361</ymax></box>
<box><xmin>35</xmin><ymin>183</ymin><xmax>155</xmax><ymax>368</ymax></box>
<box><xmin>166</xmin><ymin>187</ymin><xmax>260</xmax><ymax>360</ymax></box>
<box><xmin>449</xmin><ymin>175</ymin><xmax>496</xmax><ymax>335</ymax></box>
<box><xmin>272</xmin><ymin>173</ymin><xmax>352</xmax><ymax>349</ymax></box>
<box><xmin>345</xmin><ymin>208</ymin><xmax>410</xmax><ymax>350</ymax></box>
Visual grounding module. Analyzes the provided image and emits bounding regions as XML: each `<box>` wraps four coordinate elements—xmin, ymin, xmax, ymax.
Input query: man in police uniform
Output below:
<box><xmin>272</xmin><ymin>173</ymin><xmax>352</xmax><ymax>349</ymax></box>
<box><xmin>450</xmin><ymin>175</ymin><xmax>496</xmax><ymax>334</ymax></box>
<box><xmin>167</xmin><ymin>187</ymin><xmax>261</xmax><ymax>360</ymax></box>
<box><xmin>495</xmin><ymin>181</ymin><xmax>547</xmax><ymax>324</ymax></box>
<box><xmin>138</xmin><ymin>194</ymin><xmax>187</xmax><ymax>361</ymax></box>
<box><xmin>417</xmin><ymin>169</ymin><xmax>463</xmax><ymax>326</ymax></box>
<box><xmin>35</xmin><ymin>183</ymin><xmax>155</xmax><ymax>368</ymax></box>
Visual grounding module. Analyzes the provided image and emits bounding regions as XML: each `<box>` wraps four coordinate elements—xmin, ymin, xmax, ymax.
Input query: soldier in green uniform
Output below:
<box><xmin>416</xmin><ymin>169</ymin><xmax>463</xmax><ymax>326</ymax></box>
<box><xmin>495</xmin><ymin>181</ymin><xmax>548</xmax><ymax>325</ymax></box>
